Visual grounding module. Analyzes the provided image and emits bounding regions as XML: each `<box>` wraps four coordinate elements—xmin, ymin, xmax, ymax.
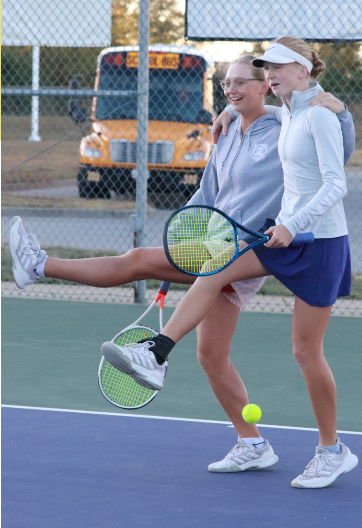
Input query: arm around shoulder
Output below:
<box><xmin>186</xmin><ymin>149</ymin><xmax>218</xmax><ymax>207</ymax></box>
<box><xmin>310</xmin><ymin>92</ymin><xmax>355</xmax><ymax>165</ymax></box>
<box><xmin>211</xmin><ymin>106</ymin><xmax>237</xmax><ymax>144</ymax></box>
<box><xmin>308</xmin><ymin>106</ymin><xmax>347</xmax><ymax>198</ymax></box>
<box><xmin>336</xmin><ymin>107</ymin><xmax>355</xmax><ymax>165</ymax></box>
<box><xmin>225</xmin><ymin>105</ymin><xmax>239</xmax><ymax>120</ymax></box>
<box><xmin>264</xmin><ymin>105</ymin><xmax>283</xmax><ymax>123</ymax></box>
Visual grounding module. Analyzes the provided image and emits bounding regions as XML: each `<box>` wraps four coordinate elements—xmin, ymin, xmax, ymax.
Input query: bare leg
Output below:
<box><xmin>197</xmin><ymin>292</ymin><xmax>261</xmax><ymax>438</ymax></box>
<box><xmin>44</xmin><ymin>247</ymin><xmax>195</xmax><ymax>287</ymax></box>
<box><xmin>292</xmin><ymin>298</ymin><xmax>336</xmax><ymax>447</ymax></box>
<box><xmin>162</xmin><ymin>249</ymin><xmax>269</xmax><ymax>342</ymax></box>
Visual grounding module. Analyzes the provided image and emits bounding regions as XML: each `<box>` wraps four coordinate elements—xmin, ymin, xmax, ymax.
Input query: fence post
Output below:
<box><xmin>29</xmin><ymin>46</ymin><xmax>41</xmax><ymax>142</ymax></box>
<box><xmin>133</xmin><ymin>0</ymin><xmax>150</xmax><ymax>304</ymax></box>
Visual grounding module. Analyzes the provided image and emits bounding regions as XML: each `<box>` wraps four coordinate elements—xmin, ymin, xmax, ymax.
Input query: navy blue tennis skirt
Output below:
<box><xmin>254</xmin><ymin>236</ymin><xmax>351</xmax><ymax>307</ymax></box>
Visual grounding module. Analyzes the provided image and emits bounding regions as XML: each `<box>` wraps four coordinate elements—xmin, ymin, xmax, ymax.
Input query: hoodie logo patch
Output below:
<box><xmin>250</xmin><ymin>143</ymin><xmax>267</xmax><ymax>162</ymax></box>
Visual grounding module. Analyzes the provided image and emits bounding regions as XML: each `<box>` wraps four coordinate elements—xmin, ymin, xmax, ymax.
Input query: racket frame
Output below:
<box><xmin>163</xmin><ymin>205</ymin><xmax>270</xmax><ymax>277</ymax></box>
<box><xmin>98</xmin><ymin>282</ymin><xmax>170</xmax><ymax>409</ymax></box>
<box><xmin>98</xmin><ymin>324</ymin><xmax>160</xmax><ymax>409</ymax></box>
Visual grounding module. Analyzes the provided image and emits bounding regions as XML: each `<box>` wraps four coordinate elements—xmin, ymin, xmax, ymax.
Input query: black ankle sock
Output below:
<box><xmin>148</xmin><ymin>334</ymin><xmax>175</xmax><ymax>364</ymax></box>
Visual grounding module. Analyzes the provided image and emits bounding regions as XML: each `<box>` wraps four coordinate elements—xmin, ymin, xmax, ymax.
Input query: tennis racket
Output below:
<box><xmin>164</xmin><ymin>205</ymin><xmax>314</xmax><ymax>276</ymax></box>
<box><xmin>98</xmin><ymin>281</ymin><xmax>170</xmax><ymax>409</ymax></box>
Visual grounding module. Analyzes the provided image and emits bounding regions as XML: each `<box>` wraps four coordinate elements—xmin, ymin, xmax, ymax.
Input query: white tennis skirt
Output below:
<box><xmin>221</xmin><ymin>276</ymin><xmax>267</xmax><ymax>308</ymax></box>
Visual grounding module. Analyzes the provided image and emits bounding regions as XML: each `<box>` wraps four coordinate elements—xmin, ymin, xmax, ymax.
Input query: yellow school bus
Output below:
<box><xmin>77</xmin><ymin>45</ymin><xmax>214</xmax><ymax>202</ymax></box>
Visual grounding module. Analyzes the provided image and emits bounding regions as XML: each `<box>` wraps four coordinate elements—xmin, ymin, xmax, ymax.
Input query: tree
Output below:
<box><xmin>313</xmin><ymin>42</ymin><xmax>362</xmax><ymax>95</ymax></box>
<box><xmin>112</xmin><ymin>0</ymin><xmax>185</xmax><ymax>46</ymax></box>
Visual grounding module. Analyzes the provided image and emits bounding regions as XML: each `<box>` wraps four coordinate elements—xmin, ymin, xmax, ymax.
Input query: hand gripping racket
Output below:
<box><xmin>98</xmin><ymin>281</ymin><xmax>170</xmax><ymax>409</ymax></box>
<box><xmin>163</xmin><ymin>205</ymin><xmax>314</xmax><ymax>276</ymax></box>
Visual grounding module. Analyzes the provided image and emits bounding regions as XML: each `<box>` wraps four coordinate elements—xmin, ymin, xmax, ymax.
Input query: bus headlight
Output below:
<box><xmin>183</xmin><ymin>151</ymin><xmax>205</xmax><ymax>161</ymax></box>
<box><xmin>81</xmin><ymin>146</ymin><xmax>102</xmax><ymax>158</ymax></box>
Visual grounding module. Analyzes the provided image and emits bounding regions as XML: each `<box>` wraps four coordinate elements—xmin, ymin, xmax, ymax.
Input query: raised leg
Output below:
<box><xmin>44</xmin><ymin>246</ymin><xmax>195</xmax><ymax>287</ymax></box>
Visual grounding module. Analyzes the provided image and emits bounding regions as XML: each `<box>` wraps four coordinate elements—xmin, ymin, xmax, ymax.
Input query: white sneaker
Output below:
<box><xmin>208</xmin><ymin>438</ymin><xmax>279</xmax><ymax>473</ymax></box>
<box><xmin>101</xmin><ymin>341</ymin><xmax>167</xmax><ymax>391</ymax></box>
<box><xmin>291</xmin><ymin>442</ymin><xmax>358</xmax><ymax>488</ymax></box>
<box><xmin>10</xmin><ymin>216</ymin><xmax>47</xmax><ymax>289</ymax></box>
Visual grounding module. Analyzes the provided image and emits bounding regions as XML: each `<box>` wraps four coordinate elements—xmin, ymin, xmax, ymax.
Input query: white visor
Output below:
<box><xmin>252</xmin><ymin>43</ymin><xmax>313</xmax><ymax>73</ymax></box>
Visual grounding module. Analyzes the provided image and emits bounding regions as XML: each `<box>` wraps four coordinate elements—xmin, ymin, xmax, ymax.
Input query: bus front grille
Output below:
<box><xmin>110</xmin><ymin>140</ymin><xmax>174</xmax><ymax>164</ymax></box>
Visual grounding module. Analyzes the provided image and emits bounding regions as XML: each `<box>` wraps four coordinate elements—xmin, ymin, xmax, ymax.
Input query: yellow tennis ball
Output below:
<box><xmin>242</xmin><ymin>404</ymin><xmax>262</xmax><ymax>423</ymax></box>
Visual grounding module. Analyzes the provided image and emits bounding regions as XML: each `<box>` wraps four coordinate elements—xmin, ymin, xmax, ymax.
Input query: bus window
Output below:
<box><xmin>95</xmin><ymin>52</ymin><xmax>206</xmax><ymax>124</ymax></box>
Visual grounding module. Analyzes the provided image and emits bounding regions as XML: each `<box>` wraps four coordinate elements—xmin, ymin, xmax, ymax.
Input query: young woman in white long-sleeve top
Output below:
<box><xmin>102</xmin><ymin>36</ymin><xmax>359</xmax><ymax>489</ymax></box>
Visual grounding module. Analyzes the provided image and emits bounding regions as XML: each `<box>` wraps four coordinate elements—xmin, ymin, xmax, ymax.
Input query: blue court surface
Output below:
<box><xmin>2</xmin><ymin>405</ymin><xmax>361</xmax><ymax>528</ymax></box>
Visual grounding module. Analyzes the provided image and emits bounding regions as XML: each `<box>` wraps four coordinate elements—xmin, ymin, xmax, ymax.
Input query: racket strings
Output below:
<box><xmin>167</xmin><ymin>207</ymin><xmax>236</xmax><ymax>273</ymax></box>
<box><xmin>100</xmin><ymin>363</ymin><xmax>154</xmax><ymax>407</ymax></box>
<box><xmin>100</xmin><ymin>326</ymin><xmax>158</xmax><ymax>408</ymax></box>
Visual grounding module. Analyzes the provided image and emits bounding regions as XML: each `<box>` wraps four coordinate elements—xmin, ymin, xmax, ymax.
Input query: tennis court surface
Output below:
<box><xmin>2</xmin><ymin>298</ymin><xmax>362</xmax><ymax>527</ymax></box>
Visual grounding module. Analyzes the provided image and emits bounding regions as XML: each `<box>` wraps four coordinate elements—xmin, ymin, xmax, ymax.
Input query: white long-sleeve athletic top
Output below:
<box><xmin>274</xmin><ymin>82</ymin><xmax>348</xmax><ymax>238</ymax></box>
<box><xmin>227</xmin><ymin>83</ymin><xmax>352</xmax><ymax>239</ymax></box>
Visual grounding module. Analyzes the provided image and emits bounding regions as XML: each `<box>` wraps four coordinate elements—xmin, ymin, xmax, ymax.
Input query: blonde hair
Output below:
<box><xmin>274</xmin><ymin>36</ymin><xmax>325</xmax><ymax>78</ymax></box>
<box><xmin>231</xmin><ymin>54</ymin><xmax>266</xmax><ymax>81</ymax></box>
<box><xmin>226</xmin><ymin>54</ymin><xmax>272</xmax><ymax>95</ymax></box>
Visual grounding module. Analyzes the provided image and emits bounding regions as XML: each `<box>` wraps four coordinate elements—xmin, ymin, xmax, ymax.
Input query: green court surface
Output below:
<box><xmin>2</xmin><ymin>297</ymin><xmax>361</xmax><ymax>432</ymax></box>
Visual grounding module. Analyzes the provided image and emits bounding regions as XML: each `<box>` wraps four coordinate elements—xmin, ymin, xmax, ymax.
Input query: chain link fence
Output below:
<box><xmin>2</xmin><ymin>0</ymin><xmax>362</xmax><ymax>315</ymax></box>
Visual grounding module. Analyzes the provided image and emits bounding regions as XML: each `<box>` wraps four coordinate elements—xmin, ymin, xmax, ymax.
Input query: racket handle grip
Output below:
<box><xmin>159</xmin><ymin>281</ymin><xmax>171</xmax><ymax>293</ymax></box>
<box><xmin>290</xmin><ymin>232</ymin><xmax>314</xmax><ymax>246</ymax></box>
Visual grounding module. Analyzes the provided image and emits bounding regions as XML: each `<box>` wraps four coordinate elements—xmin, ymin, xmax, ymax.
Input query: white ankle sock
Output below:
<box><xmin>321</xmin><ymin>438</ymin><xmax>341</xmax><ymax>454</ymax></box>
<box><xmin>241</xmin><ymin>437</ymin><xmax>265</xmax><ymax>448</ymax></box>
<box><xmin>35</xmin><ymin>255</ymin><xmax>48</xmax><ymax>278</ymax></box>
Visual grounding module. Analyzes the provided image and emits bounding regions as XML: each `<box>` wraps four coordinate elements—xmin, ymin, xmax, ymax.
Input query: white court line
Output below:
<box><xmin>2</xmin><ymin>404</ymin><xmax>362</xmax><ymax>435</ymax></box>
